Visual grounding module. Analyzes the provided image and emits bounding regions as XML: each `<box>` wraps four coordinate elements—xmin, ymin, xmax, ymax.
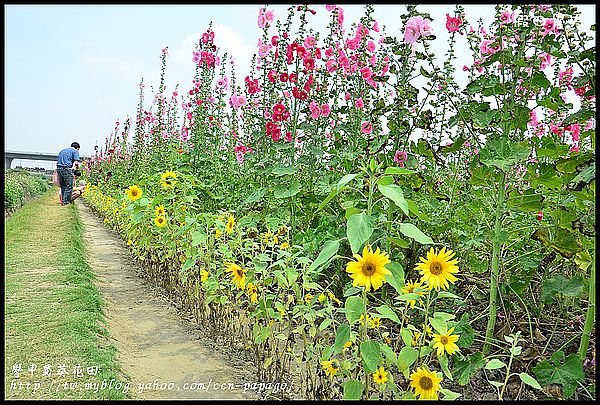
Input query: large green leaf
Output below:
<box><xmin>453</xmin><ymin>352</ymin><xmax>485</xmax><ymax>385</ymax></box>
<box><xmin>317</xmin><ymin>173</ymin><xmax>360</xmax><ymax>211</ymax></box>
<box><xmin>377</xmin><ymin>183</ymin><xmax>409</xmax><ymax>216</ymax></box>
<box><xmin>333</xmin><ymin>324</ymin><xmax>351</xmax><ymax>355</ymax></box>
<box><xmin>307</xmin><ymin>239</ymin><xmax>340</xmax><ymax>273</ymax></box>
<box><xmin>479</xmin><ymin>137</ymin><xmax>531</xmax><ymax>172</ymax></box>
<box><xmin>345</xmin><ymin>296</ymin><xmax>365</xmax><ymax>325</ymax></box>
<box><xmin>273</xmin><ymin>181</ymin><xmax>300</xmax><ymax>198</ymax></box>
<box><xmin>346</xmin><ymin>212</ymin><xmax>375</xmax><ymax>254</ymax></box>
<box><xmin>541</xmin><ymin>274</ymin><xmax>584</xmax><ymax>304</ymax></box>
<box><xmin>343</xmin><ymin>380</ymin><xmax>363</xmax><ymax>400</ymax></box>
<box><xmin>532</xmin><ymin>351</ymin><xmax>584</xmax><ymax>399</ymax></box>
<box><xmin>360</xmin><ymin>340</ymin><xmax>381</xmax><ymax>373</ymax></box>
<box><xmin>399</xmin><ymin>223</ymin><xmax>434</xmax><ymax>245</ymax></box>
<box><xmin>375</xmin><ymin>305</ymin><xmax>401</xmax><ymax>324</ymax></box>
<box><xmin>386</xmin><ymin>261</ymin><xmax>405</xmax><ymax>294</ymax></box>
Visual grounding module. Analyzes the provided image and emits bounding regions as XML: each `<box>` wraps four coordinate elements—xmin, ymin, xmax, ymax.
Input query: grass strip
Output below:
<box><xmin>4</xmin><ymin>189</ymin><xmax>128</xmax><ymax>399</ymax></box>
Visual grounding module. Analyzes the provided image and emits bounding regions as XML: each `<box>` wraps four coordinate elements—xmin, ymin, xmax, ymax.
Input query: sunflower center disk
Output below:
<box><xmin>440</xmin><ymin>336</ymin><xmax>448</xmax><ymax>345</ymax></box>
<box><xmin>430</xmin><ymin>262</ymin><xmax>443</xmax><ymax>275</ymax></box>
<box><xmin>362</xmin><ymin>262</ymin><xmax>376</xmax><ymax>276</ymax></box>
<box><xmin>419</xmin><ymin>376</ymin><xmax>433</xmax><ymax>390</ymax></box>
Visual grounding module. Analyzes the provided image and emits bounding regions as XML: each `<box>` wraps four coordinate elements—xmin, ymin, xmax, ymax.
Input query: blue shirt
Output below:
<box><xmin>57</xmin><ymin>147</ymin><xmax>81</xmax><ymax>167</ymax></box>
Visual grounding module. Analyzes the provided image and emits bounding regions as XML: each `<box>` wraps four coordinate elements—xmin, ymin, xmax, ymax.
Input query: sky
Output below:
<box><xmin>4</xmin><ymin>4</ymin><xmax>596</xmax><ymax>169</ymax></box>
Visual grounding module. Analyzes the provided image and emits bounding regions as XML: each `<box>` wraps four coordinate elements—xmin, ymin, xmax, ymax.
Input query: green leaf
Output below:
<box><xmin>386</xmin><ymin>262</ymin><xmax>405</xmax><ymax>294</ymax></box>
<box><xmin>241</xmin><ymin>188</ymin><xmax>266</xmax><ymax>205</ymax></box>
<box><xmin>454</xmin><ymin>352</ymin><xmax>485</xmax><ymax>385</ymax></box>
<box><xmin>375</xmin><ymin>305</ymin><xmax>401</xmax><ymax>324</ymax></box>
<box><xmin>397</xmin><ymin>346</ymin><xmax>419</xmax><ymax>376</ymax></box>
<box><xmin>384</xmin><ymin>167</ymin><xmax>416</xmax><ymax>175</ymax></box>
<box><xmin>378</xmin><ymin>183</ymin><xmax>409</xmax><ymax>216</ymax></box>
<box><xmin>479</xmin><ymin>137</ymin><xmax>531</xmax><ymax>172</ymax></box>
<box><xmin>308</xmin><ymin>239</ymin><xmax>340</xmax><ymax>273</ymax></box>
<box><xmin>360</xmin><ymin>340</ymin><xmax>381</xmax><ymax>373</ymax></box>
<box><xmin>399</xmin><ymin>223</ymin><xmax>434</xmax><ymax>245</ymax></box>
<box><xmin>345</xmin><ymin>296</ymin><xmax>365</xmax><ymax>325</ymax></box>
<box><xmin>343</xmin><ymin>380</ymin><xmax>363</xmax><ymax>400</ymax></box>
<box><xmin>485</xmin><ymin>358</ymin><xmax>507</xmax><ymax>370</ymax></box>
<box><xmin>191</xmin><ymin>230</ymin><xmax>207</xmax><ymax>247</ymax></box>
<box><xmin>180</xmin><ymin>257</ymin><xmax>196</xmax><ymax>273</ymax></box>
<box><xmin>271</xmin><ymin>165</ymin><xmax>297</xmax><ymax>176</ymax></box>
<box><xmin>437</xmin><ymin>291</ymin><xmax>461</xmax><ymax>300</ymax></box>
<box><xmin>438</xmin><ymin>354</ymin><xmax>453</xmax><ymax>380</ymax></box>
<box><xmin>429</xmin><ymin>317</ymin><xmax>447</xmax><ymax>335</ymax></box>
<box><xmin>334</xmin><ymin>324</ymin><xmax>351</xmax><ymax>355</ymax></box>
<box><xmin>380</xmin><ymin>343</ymin><xmax>398</xmax><ymax>365</ymax></box>
<box><xmin>317</xmin><ymin>173</ymin><xmax>360</xmax><ymax>211</ymax></box>
<box><xmin>519</xmin><ymin>373</ymin><xmax>542</xmax><ymax>390</ymax></box>
<box><xmin>541</xmin><ymin>274</ymin><xmax>584</xmax><ymax>304</ymax></box>
<box><xmin>273</xmin><ymin>181</ymin><xmax>300</xmax><ymax>198</ymax></box>
<box><xmin>532</xmin><ymin>352</ymin><xmax>584</xmax><ymax>399</ymax></box>
<box><xmin>439</xmin><ymin>388</ymin><xmax>462</xmax><ymax>400</ymax></box>
<box><xmin>346</xmin><ymin>212</ymin><xmax>375</xmax><ymax>254</ymax></box>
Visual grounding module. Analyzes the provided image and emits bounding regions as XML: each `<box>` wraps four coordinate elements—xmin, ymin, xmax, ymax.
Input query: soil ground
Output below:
<box><xmin>76</xmin><ymin>200</ymin><xmax>259</xmax><ymax>400</ymax></box>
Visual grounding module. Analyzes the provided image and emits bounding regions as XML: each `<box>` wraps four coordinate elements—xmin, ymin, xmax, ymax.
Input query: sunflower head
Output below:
<box><xmin>226</xmin><ymin>214</ymin><xmax>235</xmax><ymax>235</ymax></box>
<box><xmin>410</xmin><ymin>367</ymin><xmax>443</xmax><ymax>400</ymax></box>
<box><xmin>373</xmin><ymin>367</ymin><xmax>389</xmax><ymax>385</ymax></box>
<box><xmin>126</xmin><ymin>185</ymin><xmax>143</xmax><ymax>202</ymax></box>
<box><xmin>320</xmin><ymin>360</ymin><xmax>340</xmax><ymax>378</ymax></box>
<box><xmin>432</xmin><ymin>327</ymin><xmax>461</xmax><ymax>357</ymax></box>
<box><xmin>226</xmin><ymin>262</ymin><xmax>246</xmax><ymax>290</ymax></box>
<box><xmin>155</xmin><ymin>204</ymin><xmax>166</xmax><ymax>216</ymax></box>
<box><xmin>415</xmin><ymin>247</ymin><xmax>459</xmax><ymax>291</ymax></box>
<box><xmin>346</xmin><ymin>245</ymin><xmax>392</xmax><ymax>291</ymax></box>
<box><xmin>200</xmin><ymin>269</ymin><xmax>209</xmax><ymax>282</ymax></box>
<box><xmin>154</xmin><ymin>215</ymin><xmax>167</xmax><ymax>228</ymax></box>
<box><xmin>160</xmin><ymin>170</ymin><xmax>177</xmax><ymax>188</ymax></box>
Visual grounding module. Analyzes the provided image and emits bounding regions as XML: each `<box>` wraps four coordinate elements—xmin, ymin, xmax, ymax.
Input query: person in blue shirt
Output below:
<box><xmin>56</xmin><ymin>142</ymin><xmax>81</xmax><ymax>206</ymax></box>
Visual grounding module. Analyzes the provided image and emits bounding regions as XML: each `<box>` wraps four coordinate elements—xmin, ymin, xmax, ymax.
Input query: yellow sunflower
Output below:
<box><xmin>432</xmin><ymin>327</ymin><xmax>461</xmax><ymax>357</ymax></box>
<box><xmin>423</xmin><ymin>323</ymin><xmax>434</xmax><ymax>337</ymax></box>
<box><xmin>401</xmin><ymin>279</ymin><xmax>428</xmax><ymax>308</ymax></box>
<box><xmin>160</xmin><ymin>170</ymin><xmax>177</xmax><ymax>188</ymax></box>
<box><xmin>369</xmin><ymin>317</ymin><xmax>382</xmax><ymax>329</ymax></box>
<box><xmin>226</xmin><ymin>262</ymin><xmax>246</xmax><ymax>290</ymax></box>
<box><xmin>412</xmin><ymin>330</ymin><xmax>422</xmax><ymax>347</ymax></box>
<box><xmin>373</xmin><ymin>367</ymin><xmax>389</xmax><ymax>385</ymax></box>
<box><xmin>155</xmin><ymin>204</ymin><xmax>166</xmax><ymax>216</ymax></box>
<box><xmin>127</xmin><ymin>239</ymin><xmax>133</xmax><ymax>246</ymax></box>
<box><xmin>126</xmin><ymin>185</ymin><xmax>143</xmax><ymax>202</ymax></box>
<box><xmin>200</xmin><ymin>269</ymin><xmax>209</xmax><ymax>282</ymax></box>
<box><xmin>346</xmin><ymin>245</ymin><xmax>392</xmax><ymax>292</ymax></box>
<box><xmin>415</xmin><ymin>247</ymin><xmax>459</xmax><ymax>291</ymax></box>
<box><xmin>328</xmin><ymin>292</ymin><xmax>342</xmax><ymax>306</ymax></box>
<box><xmin>304</xmin><ymin>293</ymin><xmax>314</xmax><ymax>304</ymax></box>
<box><xmin>410</xmin><ymin>367</ymin><xmax>443</xmax><ymax>400</ymax></box>
<box><xmin>215</xmin><ymin>228</ymin><xmax>222</xmax><ymax>239</ymax></box>
<box><xmin>246</xmin><ymin>283</ymin><xmax>259</xmax><ymax>303</ymax></box>
<box><xmin>226</xmin><ymin>214</ymin><xmax>235</xmax><ymax>235</ymax></box>
<box><xmin>280</xmin><ymin>242</ymin><xmax>290</xmax><ymax>250</ymax></box>
<box><xmin>320</xmin><ymin>360</ymin><xmax>339</xmax><ymax>378</ymax></box>
<box><xmin>154</xmin><ymin>215</ymin><xmax>167</xmax><ymax>228</ymax></box>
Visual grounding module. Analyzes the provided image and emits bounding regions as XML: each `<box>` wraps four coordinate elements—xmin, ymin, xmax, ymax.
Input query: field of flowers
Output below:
<box><xmin>81</xmin><ymin>4</ymin><xmax>595</xmax><ymax>400</ymax></box>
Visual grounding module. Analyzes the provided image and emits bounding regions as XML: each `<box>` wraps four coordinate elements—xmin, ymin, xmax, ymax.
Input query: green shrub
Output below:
<box><xmin>4</xmin><ymin>170</ymin><xmax>51</xmax><ymax>212</ymax></box>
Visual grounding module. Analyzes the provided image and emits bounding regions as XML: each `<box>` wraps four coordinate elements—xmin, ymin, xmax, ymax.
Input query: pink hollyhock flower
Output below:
<box><xmin>367</xmin><ymin>40</ymin><xmax>376</xmax><ymax>53</ymax></box>
<box><xmin>570</xmin><ymin>144</ymin><xmax>580</xmax><ymax>153</ymax></box>
<box><xmin>216</xmin><ymin>76</ymin><xmax>229</xmax><ymax>90</ymax></box>
<box><xmin>404</xmin><ymin>16</ymin><xmax>432</xmax><ymax>45</ymax></box>
<box><xmin>304</xmin><ymin>35</ymin><xmax>317</xmax><ymax>49</ymax></box>
<box><xmin>265</xmin><ymin>10</ymin><xmax>274</xmax><ymax>25</ymax></box>
<box><xmin>309</xmin><ymin>101</ymin><xmax>321</xmax><ymax>119</ymax></box>
<box><xmin>346</xmin><ymin>37</ymin><xmax>360</xmax><ymax>50</ymax></box>
<box><xmin>361</xmin><ymin>121</ymin><xmax>373</xmax><ymax>134</ymax></box>
<box><xmin>337</xmin><ymin>6</ymin><xmax>344</xmax><ymax>26</ymax></box>
<box><xmin>462</xmin><ymin>65</ymin><xmax>469</xmax><ymax>71</ymax></box>
<box><xmin>567</xmin><ymin>124</ymin><xmax>581</xmax><ymax>142</ymax></box>
<box><xmin>558</xmin><ymin>66</ymin><xmax>573</xmax><ymax>89</ymax></box>
<box><xmin>584</xmin><ymin>120</ymin><xmax>594</xmax><ymax>130</ymax></box>
<box><xmin>538</xmin><ymin>53</ymin><xmax>552</xmax><ymax>70</ymax></box>
<box><xmin>285</xmin><ymin>131</ymin><xmax>293</xmax><ymax>142</ymax></box>
<box><xmin>394</xmin><ymin>150</ymin><xmax>408</xmax><ymax>165</ymax></box>
<box><xmin>321</xmin><ymin>104</ymin><xmax>331</xmax><ymax>117</ymax></box>
<box><xmin>345</xmin><ymin>92</ymin><xmax>351</xmax><ymax>101</ymax></box>
<box><xmin>355</xmin><ymin>98</ymin><xmax>364</xmax><ymax>109</ymax></box>
<box><xmin>542</xmin><ymin>18</ymin><xmax>559</xmax><ymax>36</ymax></box>
<box><xmin>372</xmin><ymin>20</ymin><xmax>380</xmax><ymax>32</ymax></box>
<box><xmin>326</xmin><ymin>59</ymin><xmax>338</xmax><ymax>73</ymax></box>
<box><xmin>499</xmin><ymin>10</ymin><xmax>515</xmax><ymax>25</ymax></box>
<box><xmin>446</xmin><ymin>13</ymin><xmax>461</xmax><ymax>33</ymax></box>
<box><xmin>326</xmin><ymin>4</ymin><xmax>336</xmax><ymax>12</ymax></box>
<box><xmin>480</xmin><ymin>38</ymin><xmax>499</xmax><ymax>56</ymax></box>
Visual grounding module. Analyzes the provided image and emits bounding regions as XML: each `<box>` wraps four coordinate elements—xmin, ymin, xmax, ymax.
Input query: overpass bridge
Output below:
<box><xmin>4</xmin><ymin>150</ymin><xmax>91</xmax><ymax>170</ymax></box>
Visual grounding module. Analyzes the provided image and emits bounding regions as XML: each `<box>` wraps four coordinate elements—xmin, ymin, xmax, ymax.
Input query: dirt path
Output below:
<box><xmin>76</xmin><ymin>200</ymin><xmax>258</xmax><ymax>400</ymax></box>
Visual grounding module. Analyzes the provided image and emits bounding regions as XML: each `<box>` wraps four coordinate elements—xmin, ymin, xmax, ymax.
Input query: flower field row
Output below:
<box><xmin>82</xmin><ymin>4</ymin><xmax>595</xmax><ymax>400</ymax></box>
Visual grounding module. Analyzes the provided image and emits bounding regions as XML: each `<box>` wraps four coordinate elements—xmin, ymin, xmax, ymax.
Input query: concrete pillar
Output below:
<box><xmin>5</xmin><ymin>156</ymin><xmax>13</xmax><ymax>170</ymax></box>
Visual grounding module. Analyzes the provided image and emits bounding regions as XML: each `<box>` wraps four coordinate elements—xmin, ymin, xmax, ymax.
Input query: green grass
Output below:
<box><xmin>4</xmin><ymin>189</ymin><xmax>128</xmax><ymax>399</ymax></box>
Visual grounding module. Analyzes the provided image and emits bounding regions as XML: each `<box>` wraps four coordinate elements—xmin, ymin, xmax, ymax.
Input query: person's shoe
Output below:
<box><xmin>59</xmin><ymin>194</ymin><xmax>63</xmax><ymax>204</ymax></box>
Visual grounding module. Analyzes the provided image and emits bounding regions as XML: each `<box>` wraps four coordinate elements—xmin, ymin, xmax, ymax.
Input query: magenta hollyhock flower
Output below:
<box><xmin>480</xmin><ymin>38</ymin><xmax>499</xmax><ymax>56</ymax></box>
<box><xmin>321</xmin><ymin>104</ymin><xmax>331</xmax><ymax>117</ymax></box>
<box><xmin>346</xmin><ymin>37</ymin><xmax>360</xmax><ymax>50</ymax></box>
<box><xmin>584</xmin><ymin>120</ymin><xmax>594</xmax><ymax>130</ymax></box>
<box><xmin>538</xmin><ymin>53</ymin><xmax>552</xmax><ymax>70</ymax></box>
<box><xmin>361</xmin><ymin>121</ymin><xmax>373</xmax><ymax>135</ymax></box>
<box><xmin>394</xmin><ymin>150</ymin><xmax>408</xmax><ymax>165</ymax></box>
<box><xmin>372</xmin><ymin>20</ymin><xmax>380</xmax><ymax>32</ymax></box>
<box><xmin>326</xmin><ymin>4</ymin><xmax>336</xmax><ymax>12</ymax></box>
<box><xmin>355</xmin><ymin>98</ymin><xmax>364</xmax><ymax>109</ymax></box>
<box><xmin>446</xmin><ymin>13</ymin><xmax>461</xmax><ymax>33</ymax></box>
<box><xmin>570</xmin><ymin>144</ymin><xmax>580</xmax><ymax>153</ymax></box>
<box><xmin>542</xmin><ymin>18</ymin><xmax>559</xmax><ymax>36</ymax></box>
<box><xmin>337</xmin><ymin>6</ymin><xmax>344</xmax><ymax>26</ymax></box>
